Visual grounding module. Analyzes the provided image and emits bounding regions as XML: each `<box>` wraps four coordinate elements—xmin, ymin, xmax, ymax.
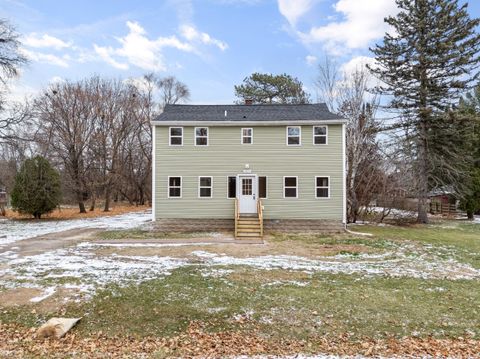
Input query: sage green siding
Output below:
<box><xmin>154</xmin><ymin>125</ymin><xmax>344</xmax><ymax>220</ymax></box>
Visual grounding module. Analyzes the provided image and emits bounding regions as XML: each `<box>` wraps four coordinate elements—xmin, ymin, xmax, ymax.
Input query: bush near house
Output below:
<box><xmin>11</xmin><ymin>156</ymin><xmax>62</xmax><ymax>219</ymax></box>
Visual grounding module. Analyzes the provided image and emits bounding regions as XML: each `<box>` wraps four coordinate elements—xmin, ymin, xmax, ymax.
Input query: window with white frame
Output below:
<box><xmin>199</xmin><ymin>176</ymin><xmax>212</xmax><ymax>197</ymax></box>
<box><xmin>287</xmin><ymin>126</ymin><xmax>301</xmax><ymax>145</ymax></box>
<box><xmin>195</xmin><ymin>127</ymin><xmax>208</xmax><ymax>146</ymax></box>
<box><xmin>315</xmin><ymin>177</ymin><xmax>329</xmax><ymax>198</ymax></box>
<box><xmin>313</xmin><ymin>126</ymin><xmax>327</xmax><ymax>145</ymax></box>
<box><xmin>169</xmin><ymin>127</ymin><xmax>183</xmax><ymax>145</ymax></box>
<box><xmin>241</xmin><ymin>128</ymin><xmax>253</xmax><ymax>144</ymax></box>
<box><xmin>168</xmin><ymin>177</ymin><xmax>181</xmax><ymax>198</ymax></box>
<box><xmin>284</xmin><ymin>177</ymin><xmax>298</xmax><ymax>198</ymax></box>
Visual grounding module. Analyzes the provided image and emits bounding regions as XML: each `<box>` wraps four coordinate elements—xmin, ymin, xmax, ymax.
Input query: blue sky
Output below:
<box><xmin>2</xmin><ymin>0</ymin><xmax>479</xmax><ymax>104</ymax></box>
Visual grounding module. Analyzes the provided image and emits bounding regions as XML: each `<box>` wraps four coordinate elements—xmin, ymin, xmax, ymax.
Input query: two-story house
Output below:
<box><xmin>151</xmin><ymin>102</ymin><xmax>346</xmax><ymax>239</ymax></box>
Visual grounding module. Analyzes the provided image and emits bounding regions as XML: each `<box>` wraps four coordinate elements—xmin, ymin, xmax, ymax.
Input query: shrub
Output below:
<box><xmin>11</xmin><ymin>156</ymin><xmax>61</xmax><ymax>219</ymax></box>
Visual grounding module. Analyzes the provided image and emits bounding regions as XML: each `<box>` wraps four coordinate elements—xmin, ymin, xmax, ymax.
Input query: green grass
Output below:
<box><xmin>353</xmin><ymin>222</ymin><xmax>480</xmax><ymax>268</ymax></box>
<box><xmin>3</xmin><ymin>266</ymin><xmax>479</xmax><ymax>342</ymax></box>
<box><xmin>97</xmin><ymin>229</ymin><xmax>211</xmax><ymax>240</ymax></box>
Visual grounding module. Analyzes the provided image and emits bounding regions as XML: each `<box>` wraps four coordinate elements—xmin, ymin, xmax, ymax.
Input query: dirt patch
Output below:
<box><xmin>0</xmin><ymin>288</ymin><xmax>43</xmax><ymax>307</ymax></box>
<box><xmin>90</xmin><ymin>239</ymin><xmax>371</xmax><ymax>259</ymax></box>
<box><xmin>4</xmin><ymin>204</ymin><xmax>149</xmax><ymax>220</ymax></box>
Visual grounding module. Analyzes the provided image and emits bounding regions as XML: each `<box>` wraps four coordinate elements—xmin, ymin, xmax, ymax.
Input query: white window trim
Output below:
<box><xmin>259</xmin><ymin>175</ymin><xmax>268</xmax><ymax>199</ymax></box>
<box><xmin>315</xmin><ymin>176</ymin><xmax>331</xmax><ymax>199</ymax></box>
<box><xmin>194</xmin><ymin>127</ymin><xmax>209</xmax><ymax>146</ymax></box>
<box><xmin>241</xmin><ymin>128</ymin><xmax>253</xmax><ymax>145</ymax></box>
<box><xmin>286</xmin><ymin>126</ymin><xmax>301</xmax><ymax>146</ymax></box>
<box><xmin>283</xmin><ymin>176</ymin><xmax>298</xmax><ymax>199</ymax></box>
<box><xmin>167</xmin><ymin>176</ymin><xmax>182</xmax><ymax>199</ymax></box>
<box><xmin>169</xmin><ymin>126</ymin><xmax>183</xmax><ymax>146</ymax></box>
<box><xmin>313</xmin><ymin>125</ymin><xmax>328</xmax><ymax>145</ymax></box>
<box><xmin>198</xmin><ymin>176</ymin><xmax>213</xmax><ymax>198</ymax></box>
<box><xmin>227</xmin><ymin>176</ymin><xmax>236</xmax><ymax>199</ymax></box>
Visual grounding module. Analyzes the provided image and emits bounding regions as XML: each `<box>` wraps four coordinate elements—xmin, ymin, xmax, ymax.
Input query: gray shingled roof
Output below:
<box><xmin>154</xmin><ymin>103</ymin><xmax>343</xmax><ymax>122</ymax></box>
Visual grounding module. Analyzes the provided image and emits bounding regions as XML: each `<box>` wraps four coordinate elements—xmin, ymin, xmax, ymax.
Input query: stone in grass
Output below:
<box><xmin>36</xmin><ymin>318</ymin><xmax>81</xmax><ymax>339</ymax></box>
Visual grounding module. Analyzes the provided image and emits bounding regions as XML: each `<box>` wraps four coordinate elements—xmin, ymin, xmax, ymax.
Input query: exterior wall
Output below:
<box><xmin>152</xmin><ymin>218</ymin><xmax>344</xmax><ymax>233</ymax></box>
<box><xmin>154</xmin><ymin>124</ymin><xmax>344</xmax><ymax>221</ymax></box>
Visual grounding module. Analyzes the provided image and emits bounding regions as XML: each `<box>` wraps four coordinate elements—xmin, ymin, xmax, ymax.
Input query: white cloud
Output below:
<box><xmin>23</xmin><ymin>33</ymin><xmax>72</xmax><ymax>50</ymax></box>
<box><xmin>300</xmin><ymin>0</ymin><xmax>398</xmax><ymax>53</ymax></box>
<box><xmin>21</xmin><ymin>49</ymin><xmax>70</xmax><ymax>68</ymax></box>
<box><xmin>305</xmin><ymin>55</ymin><xmax>317</xmax><ymax>66</ymax></box>
<box><xmin>277</xmin><ymin>0</ymin><xmax>314</xmax><ymax>27</ymax></box>
<box><xmin>94</xmin><ymin>21</ymin><xmax>226</xmax><ymax>72</ymax></box>
<box><xmin>340</xmin><ymin>55</ymin><xmax>376</xmax><ymax>75</ymax></box>
<box><xmin>93</xmin><ymin>44</ymin><xmax>129</xmax><ymax>70</ymax></box>
<box><xmin>180</xmin><ymin>25</ymin><xmax>228</xmax><ymax>51</ymax></box>
<box><xmin>49</xmin><ymin>76</ymin><xmax>66</xmax><ymax>84</ymax></box>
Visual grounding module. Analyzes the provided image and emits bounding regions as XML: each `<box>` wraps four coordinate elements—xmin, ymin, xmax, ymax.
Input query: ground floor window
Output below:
<box><xmin>315</xmin><ymin>176</ymin><xmax>329</xmax><ymax>198</ymax></box>
<box><xmin>168</xmin><ymin>176</ymin><xmax>181</xmax><ymax>198</ymax></box>
<box><xmin>199</xmin><ymin>176</ymin><xmax>213</xmax><ymax>198</ymax></box>
<box><xmin>284</xmin><ymin>176</ymin><xmax>298</xmax><ymax>198</ymax></box>
<box><xmin>227</xmin><ymin>176</ymin><xmax>236</xmax><ymax>198</ymax></box>
<box><xmin>259</xmin><ymin>176</ymin><xmax>267</xmax><ymax>198</ymax></box>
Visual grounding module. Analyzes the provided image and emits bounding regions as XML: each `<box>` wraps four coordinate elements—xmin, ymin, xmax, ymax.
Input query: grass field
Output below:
<box><xmin>1</xmin><ymin>219</ymin><xmax>479</xmax><ymax>357</ymax></box>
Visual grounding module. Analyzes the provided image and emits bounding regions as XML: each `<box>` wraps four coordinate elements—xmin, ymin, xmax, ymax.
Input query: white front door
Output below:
<box><xmin>238</xmin><ymin>175</ymin><xmax>257</xmax><ymax>214</ymax></box>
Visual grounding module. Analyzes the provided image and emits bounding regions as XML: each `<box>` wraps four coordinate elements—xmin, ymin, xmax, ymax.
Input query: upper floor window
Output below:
<box><xmin>284</xmin><ymin>176</ymin><xmax>298</xmax><ymax>198</ymax></box>
<box><xmin>168</xmin><ymin>176</ymin><xmax>182</xmax><ymax>198</ymax></box>
<box><xmin>287</xmin><ymin>126</ymin><xmax>301</xmax><ymax>146</ymax></box>
<box><xmin>315</xmin><ymin>177</ymin><xmax>330</xmax><ymax>198</ymax></box>
<box><xmin>169</xmin><ymin>127</ymin><xmax>183</xmax><ymax>146</ymax></box>
<box><xmin>241</xmin><ymin>128</ymin><xmax>253</xmax><ymax>144</ymax></box>
<box><xmin>195</xmin><ymin>127</ymin><xmax>208</xmax><ymax>146</ymax></box>
<box><xmin>313</xmin><ymin>126</ymin><xmax>328</xmax><ymax>145</ymax></box>
<box><xmin>199</xmin><ymin>176</ymin><xmax>213</xmax><ymax>198</ymax></box>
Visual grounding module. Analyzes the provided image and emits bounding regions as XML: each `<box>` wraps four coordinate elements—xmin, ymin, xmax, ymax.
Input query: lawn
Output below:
<box><xmin>1</xmin><ymin>220</ymin><xmax>479</xmax><ymax>357</ymax></box>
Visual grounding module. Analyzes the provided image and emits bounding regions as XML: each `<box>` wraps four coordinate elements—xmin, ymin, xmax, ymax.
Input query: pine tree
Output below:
<box><xmin>369</xmin><ymin>0</ymin><xmax>480</xmax><ymax>223</ymax></box>
<box><xmin>11</xmin><ymin>156</ymin><xmax>62</xmax><ymax>219</ymax></box>
<box><xmin>234</xmin><ymin>73</ymin><xmax>310</xmax><ymax>104</ymax></box>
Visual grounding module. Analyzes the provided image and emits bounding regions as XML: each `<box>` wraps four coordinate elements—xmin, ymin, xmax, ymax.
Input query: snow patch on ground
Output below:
<box><xmin>30</xmin><ymin>286</ymin><xmax>57</xmax><ymax>303</ymax></box>
<box><xmin>0</xmin><ymin>210</ymin><xmax>151</xmax><ymax>246</ymax></box>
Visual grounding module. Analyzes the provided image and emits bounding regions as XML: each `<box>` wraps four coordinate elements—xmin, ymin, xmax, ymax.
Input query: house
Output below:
<box><xmin>151</xmin><ymin>102</ymin><xmax>346</xmax><ymax>239</ymax></box>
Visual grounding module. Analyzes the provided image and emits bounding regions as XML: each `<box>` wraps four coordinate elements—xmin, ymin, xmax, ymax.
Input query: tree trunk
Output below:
<box><xmin>89</xmin><ymin>196</ymin><xmax>96</xmax><ymax>211</ymax></box>
<box><xmin>467</xmin><ymin>210</ymin><xmax>474</xmax><ymax>220</ymax></box>
<box><xmin>417</xmin><ymin>131</ymin><xmax>429</xmax><ymax>224</ymax></box>
<box><xmin>104</xmin><ymin>186</ymin><xmax>111</xmax><ymax>212</ymax></box>
<box><xmin>78</xmin><ymin>201</ymin><xmax>86</xmax><ymax>214</ymax></box>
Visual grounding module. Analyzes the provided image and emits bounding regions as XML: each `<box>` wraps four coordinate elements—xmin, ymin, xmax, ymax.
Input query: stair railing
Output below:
<box><xmin>257</xmin><ymin>199</ymin><xmax>263</xmax><ymax>237</ymax></box>
<box><xmin>234</xmin><ymin>197</ymin><xmax>239</xmax><ymax>239</ymax></box>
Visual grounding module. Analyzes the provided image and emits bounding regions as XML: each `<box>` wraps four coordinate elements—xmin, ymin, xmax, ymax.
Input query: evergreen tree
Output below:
<box><xmin>459</xmin><ymin>83</ymin><xmax>480</xmax><ymax>219</ymax></box>
<box><xmin>369</xmin><ymin>0</ymin><xmax>480</xmax><ymax>223</ymax></box>
<box><xmin>234</xmin><ymin>73</ymin><xmax>310</xmax><ymax>104</ymax></box>
<box><xmin>11</xmin><ymin>156</ymin><xmax>62</xmax><ymax>219</ymax></box>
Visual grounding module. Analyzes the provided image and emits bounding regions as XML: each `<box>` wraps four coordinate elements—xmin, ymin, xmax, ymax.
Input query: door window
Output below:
<box><xmin>242</xmin><ymin>178</ymin><xmax>253</xmax><ymax>195</ymax></box>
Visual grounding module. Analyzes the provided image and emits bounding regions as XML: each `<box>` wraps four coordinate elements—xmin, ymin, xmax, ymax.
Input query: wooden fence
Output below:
<box><xmin>429</xmin><ymin>202</ymin><xmax>457</xmax><ymax>216</ymax></box>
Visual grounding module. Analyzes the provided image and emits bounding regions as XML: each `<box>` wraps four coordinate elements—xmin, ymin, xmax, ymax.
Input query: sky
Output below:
<box><xmin>1</xmin><ymin>0</ymin><xmax>480</xmax><ymax>104</ymax></box>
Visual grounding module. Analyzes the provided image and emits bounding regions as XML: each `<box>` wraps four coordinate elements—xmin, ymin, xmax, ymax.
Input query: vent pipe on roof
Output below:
<box><xmin>224</xmin><ymin>110</ymin><xmax>227</xmax><ymax>117</ymax></box>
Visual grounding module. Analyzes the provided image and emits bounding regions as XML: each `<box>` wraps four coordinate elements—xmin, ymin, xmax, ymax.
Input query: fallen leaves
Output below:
<box><xmin>1</xmin><ymin>321</ymin><xmax>480</xmax><ymax>358</ymax></box>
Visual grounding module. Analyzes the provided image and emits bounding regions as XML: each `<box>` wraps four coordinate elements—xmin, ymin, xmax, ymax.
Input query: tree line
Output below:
<box><xmin>1</xmin><ymin>0</ymin><xmax>480</xmax><ymax>222</ymax></box>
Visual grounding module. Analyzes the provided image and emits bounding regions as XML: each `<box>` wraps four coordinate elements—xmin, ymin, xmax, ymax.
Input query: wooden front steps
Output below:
<box><xmin>234</xmin><ymin>199</ymin><xmax>264</xmax><ymax>240</ymax></box>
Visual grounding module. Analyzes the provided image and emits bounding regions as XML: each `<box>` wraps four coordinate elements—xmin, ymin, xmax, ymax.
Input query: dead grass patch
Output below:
<box><xmin>4</xmin><ymin>204</ymin><xmax>149</xmax><ymax>220</ymax></box>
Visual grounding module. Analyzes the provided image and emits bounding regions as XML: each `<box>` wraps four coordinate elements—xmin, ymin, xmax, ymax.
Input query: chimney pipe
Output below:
<box><xmin>245</xmin><ymin>98</ymin><xmax>253</xmax><ymax>105</ymax></box>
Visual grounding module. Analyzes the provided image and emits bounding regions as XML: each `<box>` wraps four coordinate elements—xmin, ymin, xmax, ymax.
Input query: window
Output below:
<box><xmin>242</xmin><ymin>178</ymin><xmax>253</xmax><ymax>195</ymax></box>
<box><xmin>287</xmin><ymin>126</ymin><xmax>301</xmax><ymax>146</ymax></box>
<box><xmin>313</xmin><ymin>126</ymin><xmax>327</xmax><ymax>145</ymax></box>
<box><xmin>169</xmin><ymin>127</ymin><xmax>183</xmax><ymax>146</ymax></box>
<box><xmin>315</xmin><ymin>177</ymin><xmax>330</xmax><ymax>198</ymax></box>
<box><xmin>284</xmin><ymin>176</ymin><xmax>298</xmax><ymax>198</ymax></box>
<box><xmin>195</xmin><ymin>127</ymin><xmax>208</xmax><ymax>146</ymax></box>
<box><xmin>241</xmin><ymin>128</ymin><xmax>253</xmax><ymax>144</ymax></box>
<box><xmin>168</xmin><ymin>177</ymin><xmax>181</xmax><ymax>198</ymax></box>
<box><xmin>227</xmin><ymin>176</ymin><xmax>236</xmax><ymax>198</ymax></box>
<box><xmin>259</xmin><ymin>176</ymin><xmax>267</xmax><ymax>199</ymax></box>
<box><xmin>199</xmin><ymin>176</ymin><xmax>212</xmax><ymax>198</ymax></box>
